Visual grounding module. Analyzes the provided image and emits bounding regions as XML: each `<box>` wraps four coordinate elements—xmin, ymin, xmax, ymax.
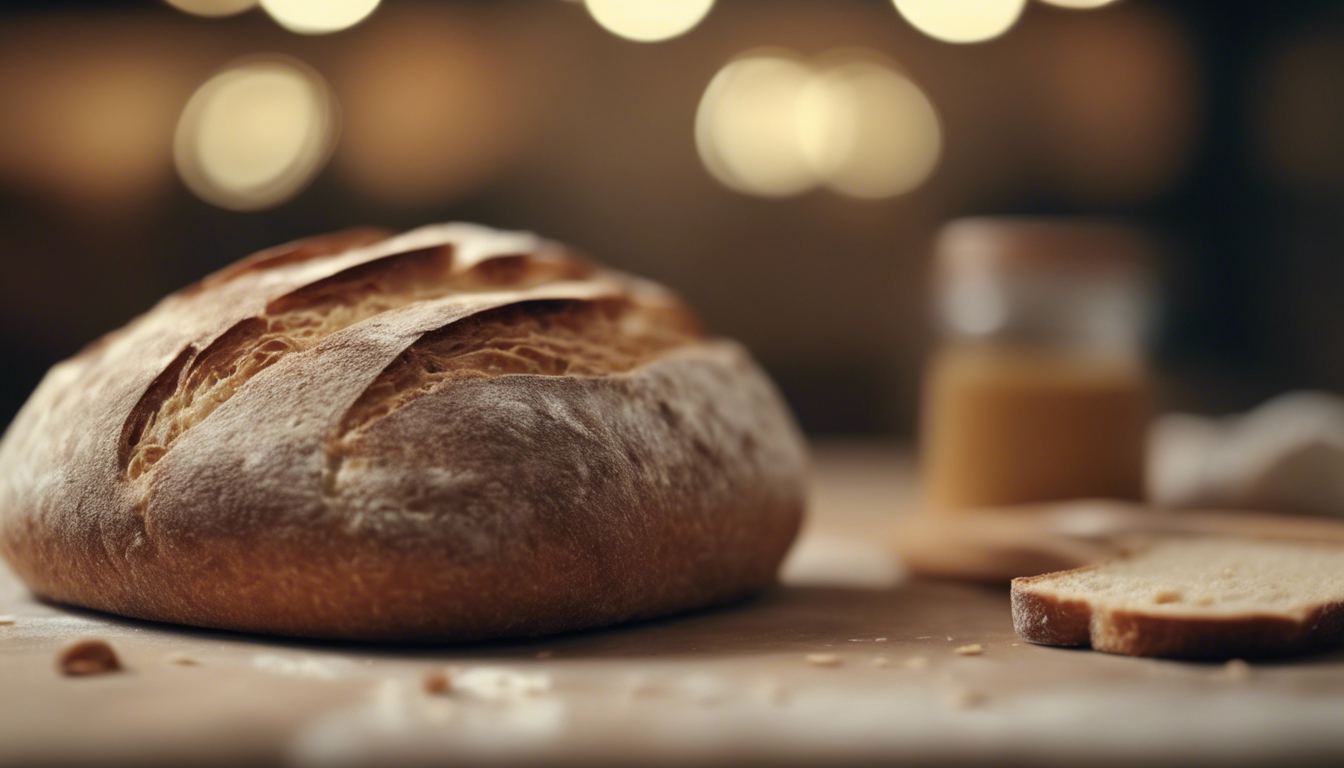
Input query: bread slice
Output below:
<box><xmin>1011</xmin><ymin>537</ymin><xmax>1344</xmax><ymax>658</ymax></box>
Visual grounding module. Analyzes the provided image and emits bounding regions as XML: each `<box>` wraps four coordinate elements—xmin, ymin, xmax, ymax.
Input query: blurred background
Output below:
<box><xmin>1</xmin><ymin>0</ymin><xmax>1342</xmax><ymax>437</ymax></box>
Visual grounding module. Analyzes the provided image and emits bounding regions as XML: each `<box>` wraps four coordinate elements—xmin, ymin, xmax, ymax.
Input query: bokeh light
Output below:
<box><xmin>802</xmin><ymin>56</ymin><xmax>941</xmax><ymax>199</ymax></box>
<box><xmin>585</xmin><ymin>0</ymin><xmax>714</xmax><ymax>43</ymax></box>
<box><xmin>162</xmin><ymin>0</ymin><xmax>258</xmax><ymax>17</ymax></box>
<box><xmin>696</xmin><ymin>51</ymin><xmax>818</xmax><ymax>197</ymax></box>
<box><xmin>174</xmin><ymin>57</ymin><xmax>336</xmax><ymax>211</ymax></box>
<box><xmin>697</xmin><ymin>49</ymin><xmax>942</xmax><ymax>199</ymax></box>
<box><xmin>893</xmin><ymin>0</ymin><xmax>1026</xmax><ymax>44</ymax></box>
<box><xmin>1038</xmin><ymin>0</ymin><xmax>1121</xmax><ymax>8</ymax></box>
<box><xmin>259</xmin><ymin>0</ymin><xmax>380</xmax><ymax>35</ymax></box>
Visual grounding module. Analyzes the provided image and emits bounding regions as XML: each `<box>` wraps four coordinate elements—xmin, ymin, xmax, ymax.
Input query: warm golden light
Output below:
<box><xmin>162</xmin><ymin>0</ymin><xmax>258</xmax><ymax>17</ymax></box>
<box><xmin>333</xmin><ymin>7</ymin><xmax>529</xmax><ymax>206</ymax></box>
<box><xmin>585</xmin><ymin>0</ymin><xmax>714</xmax><ymax>43</ymax></box>
<box><xmin>1038</xmin><ymin>0</ymin><xmax>1121</xmax><ymax>8</ymax></box>
<box><xmin>0</xmin><ymin>45</ymin><xmax>179</xmax><ymax>208</ymax></box>
<box><xmin>260</xmin><ymin>0</ymin><xmax>380</xmax><ymax>34</ymax></box>
<box><xmin>893</xmin><ymin>0</ymin><xmax>1026</xmax><ymax>44</ymax></box>
<box><xmin>697</xmin><ymin>49</ymin><xmax>943</xmax><ymax>199</ymax></box>
<box><xmin>1026</xmin><ymin>7</ymin><xmax>1195</xmax><ymax>202</ymax></box>
<box><xmin>803</xmin><ymin>57</ymin><xmax>942</xmax><ymax>199</ymax></box>
<box><xmin>696</xmin><ymin>51</ymin><xmax>818</xmax><ymax>197</ymax></box>
<box><xmin>174</xmin><ymin>57</ymin><xmax>336</xmax><ymax>211</ymax></box>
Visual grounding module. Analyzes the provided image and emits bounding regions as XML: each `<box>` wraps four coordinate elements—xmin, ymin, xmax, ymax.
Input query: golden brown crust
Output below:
<box><xmin>0</xmin><ymin>223</ymin><xmax>808</xmax><ymax>641</ymax></box>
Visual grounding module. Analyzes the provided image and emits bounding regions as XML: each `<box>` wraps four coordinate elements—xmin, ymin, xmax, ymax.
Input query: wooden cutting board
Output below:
<box><xmin>895</xmin><ymin>499</ymin><xmax>1344</xmax><ymax>583</ymax></box>
<box><xmin>3</xmin><ymin>442</ymin><xmax>1343</xmax><ymax>766</ymax></box>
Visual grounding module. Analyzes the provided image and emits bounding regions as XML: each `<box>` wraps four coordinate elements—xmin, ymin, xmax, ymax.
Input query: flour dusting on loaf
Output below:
<box><xmin>0</xmin><ymin>223</ymin><xmax>808</xmax><ymax>641</ymax></box>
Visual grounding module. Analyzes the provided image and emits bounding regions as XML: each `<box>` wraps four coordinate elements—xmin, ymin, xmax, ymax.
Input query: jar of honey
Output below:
<box><xmin>920</xmin><ymin>218</ymin><xmax>1155</xmax><ymax>512</ymax></box>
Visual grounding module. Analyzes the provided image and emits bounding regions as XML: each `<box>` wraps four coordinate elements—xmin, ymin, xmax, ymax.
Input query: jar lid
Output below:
<box><xmin>935</xmin><ymin>217</ymin><xmax>1152</xmax><ymax>280</ymax></box>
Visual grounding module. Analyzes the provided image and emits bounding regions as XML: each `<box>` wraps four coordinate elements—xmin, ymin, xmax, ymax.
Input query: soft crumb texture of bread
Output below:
<box><xmin>0</xmin><ymin>223</ymin><xmax>807</xmax><ymax>641</ymax></box>
<box><xmin>1012</xmin><ymin>537</ymin><xmax>1344</xmax><ymax>659</ymax></box>
<box><xmin>338</xmin><ymin>299</ymin><xmax>697</xmax><ymax>435</ymax></box>
<box><xmin>124</xmin><ymin>243</ymin><xmax>597</xmax><ymax>480</ymax></box>
<box><xmin>1025</xmin><ymin>539</ymin><xmax>1344</xmax><ymax>616</ymax></box>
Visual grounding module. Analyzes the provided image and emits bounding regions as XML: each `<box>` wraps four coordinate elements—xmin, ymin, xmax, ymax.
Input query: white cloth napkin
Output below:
<box><xmin>1150</xmin><ymin>391</ymin><xmax>1344</xmax><ymax>515</ymax></box>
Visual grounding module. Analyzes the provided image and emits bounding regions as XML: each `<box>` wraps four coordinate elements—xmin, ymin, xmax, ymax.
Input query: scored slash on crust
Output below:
<box><xmin>0</xmin><ymin>223</ymin><xmax>809</xmax><ymax>642</ymax></box>
<box><xmin>119</xmin><ymin>232</ymin><xmax>690</xmax><ymax>483</ymax></box>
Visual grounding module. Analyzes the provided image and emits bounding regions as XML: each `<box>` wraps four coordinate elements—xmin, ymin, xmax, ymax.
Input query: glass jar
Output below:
<box><xmin>920</xmin><ymin>218</ymin><xmax>1155</xmax><ymax>512</ymax></box>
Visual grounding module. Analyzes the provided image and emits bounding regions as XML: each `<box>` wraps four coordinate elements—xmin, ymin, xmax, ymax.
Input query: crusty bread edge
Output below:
<box><xmin>1010</xmin><ymin>568</ymin><xmax>1100</xmax><ymax>648</ymax></box>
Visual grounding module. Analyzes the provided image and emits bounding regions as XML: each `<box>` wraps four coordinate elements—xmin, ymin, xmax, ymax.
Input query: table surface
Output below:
<box><xmin>3</xmin><ymin>442</ymin><xmax>1343</xmax><ymax>767</ymax></box>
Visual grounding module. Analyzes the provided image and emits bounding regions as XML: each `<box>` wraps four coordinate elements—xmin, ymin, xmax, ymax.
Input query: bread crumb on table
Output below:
<box><xmin>163</xmin><ymin>653</ymin><xmax>199</xmax><ymax>666</ymax></box>
<box><xmin>871</xmin><ymin>656</ymin><xmax>892</xmax><ymax>668</ymax></box>
<box><xmin>905</xmin><ymin>656</ymin><xmax>930</xmax><ymax>671</ymax></box>
<box><xmin>423</xmin><ymin>668</ymin><xmax>454</xmax><ymax>694</ymax></box>
<box><xmin>1224</xmin><ymin>659</ymin><xmax>1252</xmax><ymax>681</ymax></box>
<box><xmin>953</xmin><ymin>644</ymin><xmax>984</xmax><ymax>656</ymax></box>
<box><xmin>0</xmin><ymin>615</ymin><xmax>15</xmax><ymax>626</ymax></box>
<box><xmin>805</xmin><ymin>653</ymin><xmax>841</xmax><ymax>668</ymax></box>
<box><xmin>945</xmin><ymin>687</ymin><xmax>986</xmax><ymax>709</ymax></box>
<box><xmin>58</xmin><ymin>639</ymin><xmax>121</xmax><ymax>676</ymax></box>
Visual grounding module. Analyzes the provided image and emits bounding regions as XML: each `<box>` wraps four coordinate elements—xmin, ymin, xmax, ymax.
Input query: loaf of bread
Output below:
<box><xmin>0</xmin><ymin>224</ymin><xmax>808</xmax><ymax>640</ymax></box>
<box><xmin>1011</xmin><ymin>537</ymin><xmax>1344</xmax><ymax>658</ymax></box>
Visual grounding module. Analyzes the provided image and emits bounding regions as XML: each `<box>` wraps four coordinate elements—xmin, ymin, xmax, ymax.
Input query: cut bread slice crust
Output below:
<box><xmin>1011</xmin><ymin>537</ymin><xmax>1344</xmax><ymax>659</ymax></box>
